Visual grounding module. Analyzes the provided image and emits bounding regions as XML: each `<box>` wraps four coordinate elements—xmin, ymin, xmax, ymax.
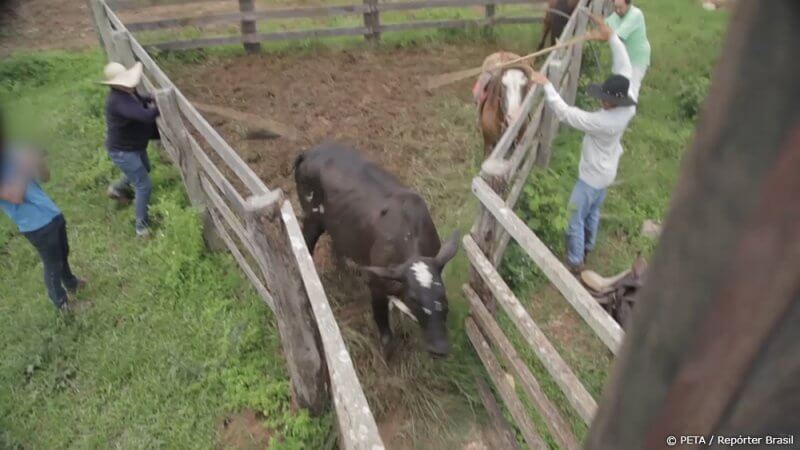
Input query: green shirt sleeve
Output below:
<box><xmin>614</xmin><ymin>9</ymin><xmax>643</xmax><ymax>41</ymax></box>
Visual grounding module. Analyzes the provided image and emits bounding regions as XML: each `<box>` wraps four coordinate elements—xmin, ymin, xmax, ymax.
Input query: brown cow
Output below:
<box><xmin>294</xmin><ymin>142</ymin><xmax>459</xmax><ymax>358</ymax></box>
<box><xmin>475</xmin><ymin>53</ymin><xmax>534</xmax><ymax>158</ymax></box>
<box><xmin>538</xmin><ymin>0</ymin><xmax>581</xmax><ymax>50</ymax></box>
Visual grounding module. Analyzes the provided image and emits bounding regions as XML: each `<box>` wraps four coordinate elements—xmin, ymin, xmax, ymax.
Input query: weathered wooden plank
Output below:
<box><xmin>377</xmin><ymin>0</ymin><xmax>545</xmax><ymax>12</ymax></box>
<box><xmin>474</xmin><ymin>376</ymin><xmax>522</xmax><ymax>450</ymax></box>
<box><xmin>469</xmin><ymin>159</ymin><xmax>511</xmax><ymax>314</ymax></box>
<box><xmin>472</xmin><ymin>177</ymin><xmax>624</xmax><ymax>353</ymax></box>
<box><xmin>109</xmin><ymin>0</ymin><xmax>205</xmax><ymax>11</ymax></box>
<box><xmin>465</xmin><ymin>317</ymin><xmax>548</xmax><ymax>450</ymax></box>
<box><xmin>192</xmin><ymin>101</ymin><xmax>299</xmax><ymax>141</ymax></box>
<box><xmin>463</xmin><ymin>235</ymin><xmax>597</xmax><ymax>423</ymax></box>
<box><xmin>244</xmin><ymin>193</ymin><xmax>328</xmax><ymax>416</ymax></box>
<box><xmin>149</xmin><ymin>25</ymin><xmax>370</xmax><ymax>51</ymax></box>
<box><xmin>173</xmin><ymin>92</ymin><xmax>271</xmax><ymax>197</ymax></box>
<box><xmin>88</xmin><ymin>0</ymin><xmax>113</xmax><ymax>55</ymax></box>
<box><xmin>279</xmin><ymin>201</ymin><xmax>385</xmax><ymax>450</ymax></box>
<box><xmin>102</xmin><ymin>0</ymin><xmax>127</xmax><ymax>31</ymax></box>
<box><xmin>129</xmin><ymin>37</ymin><xmax>175</xmax><ymax>89</ymax></box>
<box><xmin>201</xmin><ymin>176</ymin><xmax>259</xmax><ymax>260</ymax></box>
<box><xmin>126</xmin><ymin>12</ymin><xmax>243</xmax><ymax>32</ymax></box>
<box><xmin>207</xmin><ymin>204</ymin><xmax>275</xmax><ymax>310</ymax></box>
<box><xmin>149</xmin><ymin>35</ymin><xmax>243</xmax><ymax>51</ymax></box>
<box><xmin>506</xmin><ymin>102</ymin><xmax>545</xmax><ymax>182</ymax></box>
<box><xmin>154</xmin><ymin>88</ymin><xmax>204</xmax><ymax>205</ymax></box>
<box><xmin>465</xmin><ymin>285</ymin><xmax>581</xmax><ymax>449</ymax></box>
<box><xmin>379</xmin><ymin>16</ymin><xmax>541</xmax><ymax>33</ymax></box>
<box><xmin>533</xmin><ymin>57</ymin><xmax>563</xmax><ymax>167</ymax></box>
<box><xmin>185</xmin><ymin>134</ymin><xmax>247</xmax><ymax>216</ymax></box>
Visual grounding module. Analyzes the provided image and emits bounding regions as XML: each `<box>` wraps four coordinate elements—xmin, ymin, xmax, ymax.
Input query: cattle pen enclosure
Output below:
<box><xmin>87</xmin><ymin>0</ymin><xmax>619</xmax><ymax>448</ymax></box>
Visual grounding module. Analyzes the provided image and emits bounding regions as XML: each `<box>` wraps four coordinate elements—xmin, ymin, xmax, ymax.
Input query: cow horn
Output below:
<box><xmin>435</xmin><ymin>231</ymin><xmax>460</xmax><ymax>268</ymax></box>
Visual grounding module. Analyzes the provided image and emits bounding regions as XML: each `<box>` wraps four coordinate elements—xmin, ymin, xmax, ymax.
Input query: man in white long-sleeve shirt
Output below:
<box><xmin>529</xmin><ymin>14</ymin><xmax>639</xmax><ymax>273</ymax></box>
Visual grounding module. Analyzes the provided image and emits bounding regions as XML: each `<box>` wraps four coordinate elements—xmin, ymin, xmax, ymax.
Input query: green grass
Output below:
<box><xmin>0</xmin><ymin>0</ymin><xmax>728</xmax><ymax>447</ymax></box>
<box><xmin>495</xmin><ymin>0</ymin><xmax>729</xmax><ymax>443</ymax></box>
<box><xmin>0</xmin><ymin>52</ymin><xmax>332</xmax><ymax>449</ymax></box>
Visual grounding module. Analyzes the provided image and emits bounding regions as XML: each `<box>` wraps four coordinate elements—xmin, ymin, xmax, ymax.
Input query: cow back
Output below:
<box><xmin>295</xmin><ymin>143</ymin><xmax>441</xmax><ymax>267</ymax></box>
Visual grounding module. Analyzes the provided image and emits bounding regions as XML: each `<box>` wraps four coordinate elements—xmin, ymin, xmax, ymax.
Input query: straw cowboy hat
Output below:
<box><xmin>100</xmin><ymin>61</ymin><xmax>143</xmax><ymax>88</ymax></box>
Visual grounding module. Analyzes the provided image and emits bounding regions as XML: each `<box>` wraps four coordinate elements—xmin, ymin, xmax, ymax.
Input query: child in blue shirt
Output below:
<box><xmin>0</xmin><ymin>112</ymin><xmax>85</xmax><ymax>311</ymax></box>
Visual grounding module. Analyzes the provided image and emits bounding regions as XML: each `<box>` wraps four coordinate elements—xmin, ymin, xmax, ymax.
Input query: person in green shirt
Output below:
<box><xmin>605</xmin><ymin>0</ymin><xmax>651</xmax><ymax>90</ymax></box>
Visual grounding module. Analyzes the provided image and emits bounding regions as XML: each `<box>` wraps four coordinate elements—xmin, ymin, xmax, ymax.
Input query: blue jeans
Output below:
<box><xmin>23</xmin><ymin>215</ymin><xmax>79</xmax><ymax>308</ymax></box>
<box><xmin>108</xmin><ymin>150</ymin><xmax>152</xmax><ymax>231</ymax></box>
<box><xmin>566</xmin><ymin>179</ymin><xmax>607</xmax><ymax>266</ymax></box>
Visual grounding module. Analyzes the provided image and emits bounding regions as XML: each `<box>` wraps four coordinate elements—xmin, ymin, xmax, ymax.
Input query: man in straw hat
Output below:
<box><xmin>101</xmin><ymin>61</ymin><xmax>160</xmax><ymax>237</ymax></box>
<box><xmin>529</xmin><ymin>12</ymin><xmax>640</xmax><ymax>274</ymax></box>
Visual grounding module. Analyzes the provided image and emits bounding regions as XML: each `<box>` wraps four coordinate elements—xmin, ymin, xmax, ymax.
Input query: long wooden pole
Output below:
<box><xmin>426</xmin><ymin>34</ymin><xmax>591</xmax><ymax>90</ymax></box>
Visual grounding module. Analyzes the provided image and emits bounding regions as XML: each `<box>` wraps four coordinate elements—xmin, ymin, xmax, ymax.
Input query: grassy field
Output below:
<box><xmin>0</xmin><ymin>0</ymin><xmax>727</xmax><ymax>448</ymax></box>
<box><xmin>0</xmin><ymin>53</ymin><xmax>332</xmax><ymax>449</ymax></box>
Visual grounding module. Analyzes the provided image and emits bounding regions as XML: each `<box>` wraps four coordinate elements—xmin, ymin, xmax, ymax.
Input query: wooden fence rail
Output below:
<box><xmin>463</xmin><ymin>0</ymin><xmax>623</xmax><ymax>446</ymax></box>
<box><xmin>111</xmin><ymin>0</ymin><xmax>547</xmax><ymax>51</ymax></box>
<box><xmin>87</xmin><ymin>1</ymin><xmax>385</xmax><ymax>448</ymax></box>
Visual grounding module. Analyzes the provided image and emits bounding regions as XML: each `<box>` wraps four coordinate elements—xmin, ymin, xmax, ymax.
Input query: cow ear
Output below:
<box><xmin>362</xmin><ymin>265</ymin><xmax>406</xmax><ymax>282</ymax></box>
<box><xmin>435</xmin><ymin>231</ymin><xmax>460</xmax><ymax>268</ymax></box>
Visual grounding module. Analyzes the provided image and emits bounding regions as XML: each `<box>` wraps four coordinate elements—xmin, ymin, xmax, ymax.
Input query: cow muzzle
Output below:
<box><xmin>424</xmin><ymin>327</ymin><xmax>450</xmax><ymax>357</ymax></box>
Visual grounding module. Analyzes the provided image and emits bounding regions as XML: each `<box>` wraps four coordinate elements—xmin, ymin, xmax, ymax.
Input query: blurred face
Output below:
<box><xmin>614</xmin><ymin>0</ymin><xmax>630</xmax><ymax>16</ymax></box>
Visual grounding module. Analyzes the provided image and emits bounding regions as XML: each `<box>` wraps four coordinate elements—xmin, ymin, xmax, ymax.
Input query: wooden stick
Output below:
<box><xmin>426</xmin><ymin>34</ymin><xmax>591</xmax><ymax>90</ymax></box>
<box><xmin>192</xmin><ymin>101</ymin><xmax>299</xmax><ymax>141</ymax></box>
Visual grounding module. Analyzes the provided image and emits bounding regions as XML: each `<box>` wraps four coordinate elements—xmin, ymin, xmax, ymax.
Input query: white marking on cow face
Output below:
<box><xmin>501</xmin><ymin>69</ymin><xmax>527</xmax><ymax>124</ymax></box>
<box><xmin>389</xmin><ymin>296</ymin><xmax>417</xmax><ymax>322</ymax></box>
<box><xmin>306</xmin><ymin>192</ymin><xmax>314</xmax><ymax>202</ymax></box>
<box><xmin>311</xmin><ymin>204</ymin><xmax>325</xmax><ymax>215</ymax></box>
<box><xmin>411</xmin><ymin>261</ymin><xmax>433</xmax><ymax>289</ymax></box>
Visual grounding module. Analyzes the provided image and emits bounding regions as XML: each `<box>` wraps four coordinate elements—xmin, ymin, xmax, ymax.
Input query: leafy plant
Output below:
<box><xmin>677</xmin><ymin>76</ymin><xmax>710</xmax><ymax>120</ymax></box>
<box><xmin>518</xmin><ymin>168</ymin><xmax>571</xmax><ymax>251</ymax></box>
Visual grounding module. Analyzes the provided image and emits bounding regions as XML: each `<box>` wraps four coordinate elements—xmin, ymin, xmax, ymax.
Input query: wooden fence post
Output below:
<box><xmin>238</xmin><ymin>0</ymin><xmax>261</xmax><ymax>54</ymax></box>
<box><xmin>154</xmin><ymin>88</ymin><xmax>225</xmax><ymax>251</ymax></box>
<box><xmin>244</xmin><ymin>193</ymin><xmax>328</xmax><ymax>416</ymax></box>
<box><xmin>485</xmin><ymin>1</ymin><xmax>496</xmax><ymax>23</ymax></box>
<box><xmin>469</xmin><ymin>160</ymin><xmax>510</xmax><ymax>313</ymax></box>
<box><xmin>534</xmin><ymin>60</ymin><xmax>565</xmax><ymax>168</ymax></box>
<box><xmin>363</xmin><ymin>0</ymin><xmax>380</xmax><ymax>43</ymax></box>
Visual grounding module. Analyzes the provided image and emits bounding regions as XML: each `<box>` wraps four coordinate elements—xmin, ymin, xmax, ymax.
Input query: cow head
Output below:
<box><xmin>501</xmin><ymin>68</ymin><xmax>529</xmax><ymax>125</ymax></box>
<box><xmin>363</xmin><ymin>232</ymin><xmax>460</xmax><ymax>357</ymax></box>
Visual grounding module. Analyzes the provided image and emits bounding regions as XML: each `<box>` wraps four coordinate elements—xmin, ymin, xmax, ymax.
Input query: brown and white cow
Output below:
<box><xmin>475</xmin><ymin>53</ymin><xmax>534</xmax><ymax>158</ymax></box>
<box><xmin>294</xmin><ymin>142</ymin><xmax>459</xmax><ymax>357</ymax></box>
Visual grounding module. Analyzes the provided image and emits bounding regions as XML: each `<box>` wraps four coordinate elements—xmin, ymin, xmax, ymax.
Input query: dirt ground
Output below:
<box><xmin>167</xmin><ymin>45</ymin><xmax>495</xmax><ymax>449</ymax></box>
<box><xmin>0</xmin><ymin>0</ymin><xmax>96</xmax><ymax>56</ymax></box>
<box><xmin>217</xmin><ymin>409</ymin><xmax>275</xmax><ymax>450</ymax></box>
<box><xmin>168</xmin><ymin>44</ymin><xmax>488</xmax><ymax>196</ymax></box>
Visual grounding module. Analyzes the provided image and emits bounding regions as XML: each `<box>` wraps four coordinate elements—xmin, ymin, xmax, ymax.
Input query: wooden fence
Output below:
<box><xmin>86</xmin><ymin>1</ymin><xmax>385</xmax><ymax>448</ymax></box>
<box><xmin>463</xmin><ymin>0</ymin><xmax>622</xmax><ymax>447</ymax></box>
<box><xmin>108</xmin><ymin>0</ymin><xmax>547</xmax><ymax>52</ymax></box>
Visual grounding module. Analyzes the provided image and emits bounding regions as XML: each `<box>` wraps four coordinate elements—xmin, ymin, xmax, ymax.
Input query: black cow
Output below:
<box><xmin>293</xmin><ymin>142</ymin><xmax>459</xmax><ymax>357</ymax></box>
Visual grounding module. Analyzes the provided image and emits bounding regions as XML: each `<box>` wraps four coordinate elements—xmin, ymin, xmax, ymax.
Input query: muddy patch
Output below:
<box><xmin>217</xmin><ymin>409</ymin><xmax>274</xmax><ymax>450</ymax></box>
